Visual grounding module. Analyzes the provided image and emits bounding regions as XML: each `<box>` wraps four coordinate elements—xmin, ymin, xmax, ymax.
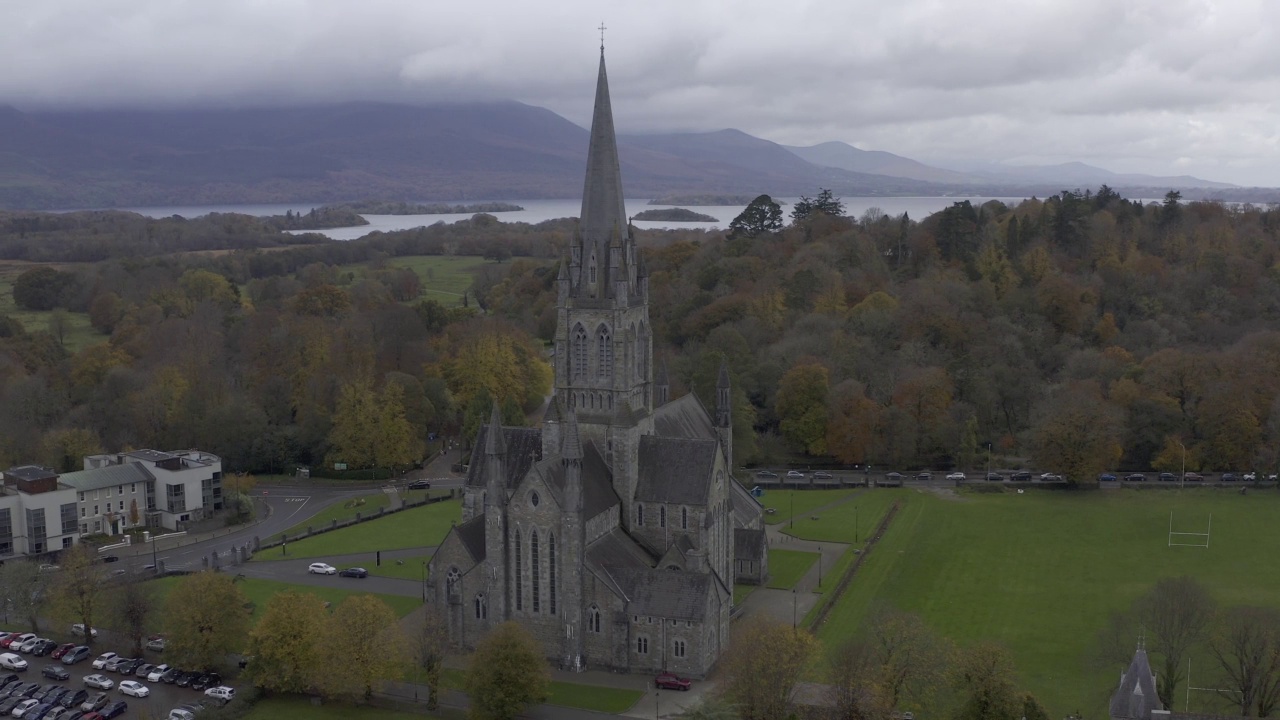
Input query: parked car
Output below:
<box><xmin>338</xmin><ymin>567</ymin><xmax>368</xmax><ymax>578</ymax></box>
<box><xmin>785</xmin><ymin>470</ymin><xmax>805</xmax><ymax>479</ymax></box>
<box><xmin>146</xmin><ymin>666</ymin><xmax>169</xmax><ymax>683</ymax></box>
<box><xmin>813</xmin><ymin>471</ymin><xmax>833</xmax><ymax>480</ymax></box>
<box><xmin>132</xmin><ymin>664</ymin><xmax>154</xmax><ymax>679</ymax></box>
<box><xmin>654</xmin><ymin>672</ymin><xmax>691</xmax><ymax>691</ymax></box>
<box><xmin>145</xmin><ymin>637</ymin><xmax>165</xmax><ymax>653</ymax></box>
<box><xmin>191</xmin><ymin>673</ymin><xmax>220</xmax><ymax>692</ymax></box>
<box><xmin>1125</xmin><ymin>473</ymin><xmax>1146</xmax><ymax>482</ymax></box>
<box><xmin>168</xmin><ymin>710</ymin><xmax>196</xmax><ymax>720</ymax></box>
<box><xmin>307</xmin><ymin>563</ymin><xmax>336</xmax><ymax>575</ymax></box>
<box><xmin>100</xmin><ymin>659</ymin><xmax>126</xmax><ymax>674</ymax></box>
<box><xmin>916</xmin><ymin>472</ymin><xmax>931</xmax><ymax>481</ymax></box>
<box><xmin>98</xmin><ymin>700</ymin><xmax>127</xmax><ymax>719</ymax></box>
<box><xmin>6</xmin><ymin>636</ymin><xmax>35</xmax><ymax>652</ymax></box>
<box><xmin>0</xmin><ymin>699</ymin><xmax>21</xmax><ymax>716</ymax></box>
<box><xmin>68</xmin><ymin>627</ymin><xmax>96</xmax><ymax>640</ymax></box>
<box><xmin>0</xmin><ymin>654</ymin><xmax>28</xmax><ymax>671</ymax></box>
<box><xmin>1244</xmin><ymin>472</ymin><xmax>1258</xmax><ymax>481</ymax></box>
<box><xmin>39</xmin><ymin>667</ymin><xmax>67</xmax><ymax>682</ymax></box>
<box><xmin>1039</xmin><ymin>473</ymin><xmax>1063</xmax><ymax>482</ymax></box>
<box><xmin>47</xmin><ymin>648</ymin><xmax>71</xmax><ymax>663</ymax></box>
<box><xmin>30</xmin><ymin>641</ymin><xmax>55</xmax><ymax>658</ymax></box>
<box><xmin>1010</xmin><ymin>471</ymin><xmax>1032</xmax><ymax>482</ymax></box>
<box><xmin>31</xmin><ymin>685</ymin><xmax>59</xmax><ymax>700</ymax></box>
<box><xmin>174</xmin><ymin>672</ymin><xmax>197</xmax><ymax>688</ymax></box>
<box><xmin>1099</xmin><ymin>473</ymin><xmax>1117</xmax><ymax>482</ymax></box>
<box><xmin>89</xmin><ymin>656</ymin><xmax>115</xmax><ymax>672</ymax></box>
<box><xmin>11</xmin><ymin>699</ymin><xmax>39</xmax><ymax>717</ymax></box>
<box><xmin>158</xmin><ymin>668</ymin><xmax>180</xmax><ymax>684</ymax></box>
<box><xmin>1185</xmin><ymin>472</ymin><xmax>1204</xmax><ymax>481</ymax></box>
<box><xmin>203</xmin><ymin>686</ymin><xmax>234</xmax><ymax>704</ymax></box>
<box><xmin>986</xmin><ymin>472</ymin><xmax>1003</xmax><ymax>482</ymax></box>
<box><xmin>755</xmin><ymin>470</ymin><xmax>778</xmax><ymax>479</ymax></box>
<box><xmin>115</xmin><ymin>660</ymin><xmax>142</xmax><ymax>676</ymax></box>
<box><xmin>1158</xmin><ymin>472</ymin><xmax>1175</xmax><ymax>482</ymax></box>
<box><xmin>25</xmin><ymin>703</ymin><xmax>54</xmax><ymax>719</ymax></box>
<box><xmin>17</xmin><ymin>638</ymin><xmax>43</xmax><ymax>654</ymax></box>
<box><xmin>407</xmin><ymin>479</ymin><xmax>431</xmax><ymax>490</ymax></box>
<box><xmin>79</xmin><ymin>692</ymin><xmax>107</xmax><ymax>713</ymax></box>
<box><xmin>1222</xmin><ymin>472</ymin><xmax>1240</xmax><ymax>482</ymax></box>
<box><xmin>117</xmin><ymin>682</ymin><xmax>147</xmax><ymax>698</ymax></box>
<box><xmin>82</xmin><ymin>675</ymin><xmax>112</xmax><ymax>691</ymax></box>
<box><xmin>57</xmin><ymin>690</ymin><xmax>86</xmax><ymax>709</ymax></box>
<box><xmin>946</xmin><ymin>472</ymin><xmax>966</xmax><ymax>481</ymax></box>
<box><xmin>60</xmin><ymin>648</ymin><xmax>89</xmax><ymax>666</ymax></box>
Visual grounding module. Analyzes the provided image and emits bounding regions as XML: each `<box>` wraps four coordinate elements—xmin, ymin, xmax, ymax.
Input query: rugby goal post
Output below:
<box><xmin>1168</xmin><ymin>511</ymin><xmax>1211</xmax><ymax>548</ymax></box>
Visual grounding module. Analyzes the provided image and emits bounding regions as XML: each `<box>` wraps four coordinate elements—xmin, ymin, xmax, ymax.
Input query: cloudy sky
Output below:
<box><xmin>5</xmin><ymin>0</ymin><xmax>1279</xmax><ymax>186</ymax></box>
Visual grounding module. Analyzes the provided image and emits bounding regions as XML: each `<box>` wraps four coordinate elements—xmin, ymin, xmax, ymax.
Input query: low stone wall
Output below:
<box><xmin>254</xmin><ymin>491</ymin><xmax>453</xmax><ymax>553</ymax></box>
<box><xmin>806</xmin><ymin>500</ymin><xmax>901</xmax><ymax>632</ymax></box>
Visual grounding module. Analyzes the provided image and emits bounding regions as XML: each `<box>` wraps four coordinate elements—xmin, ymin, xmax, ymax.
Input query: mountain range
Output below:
<box><xmin>0</xmin><ymin>101</ymin><xmax>1258</xmax><ymax>210</ymax></box>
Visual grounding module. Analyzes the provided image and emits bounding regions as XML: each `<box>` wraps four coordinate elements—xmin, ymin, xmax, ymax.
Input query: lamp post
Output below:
<box><xmin>817</xmin><ymin>545</ymin><xmax>822</xmax><ymax>588</ymax></box>
<box><xmin>792</xmin><ymin>589</ymin><xmax>797</xmax><ymax>629</ymax></box>
<box><xmin>789</xmin><ymin>491</ymin><xmax>794</xmax><ymax>530</ymax></box>
<box><xmin>986</xmin><ymin>442</ymin><xmax>992</xmax><ymax>480</ymax></box>
<box><xmin>1178</xmin><ymin>439</ymin><xmax>1187</xmax><ymax>488</ymax></box>
<box><xmin>655</xmin><ymin>690</ymin><xmax>660</xmax><ymax>720</ymax></box>
<box><xmin>855</xmin><ymin>506</ymin><xmax>859</xmax><ymax>544</ymax></box>
<box><xmin>421</xmin><ymin>561</ymin><xmax>427</xmax><ymax>602</ymax></box>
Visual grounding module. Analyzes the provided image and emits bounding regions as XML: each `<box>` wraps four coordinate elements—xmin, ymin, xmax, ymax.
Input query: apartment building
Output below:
<box><xmin>64</xmin><ymin>449</ymin><xmax>223</xmax><ymax>532</ymax></box>
<box><xmin>0</xmin><ymin>466</ymin><xmax>80</xmax><ymax>556</ymax></box>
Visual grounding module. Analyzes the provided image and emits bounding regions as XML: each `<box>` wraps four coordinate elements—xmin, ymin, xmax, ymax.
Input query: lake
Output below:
<box><xmin>120</xmin><ymin>196</ymin><xmax>1027</xmax><ymax>241</ymax></box>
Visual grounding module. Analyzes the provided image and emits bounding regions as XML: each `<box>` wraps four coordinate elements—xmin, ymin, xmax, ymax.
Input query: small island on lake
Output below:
<box><xmin>338</xmin><ymin>200</ymin><xmax>524</xmax><ymax>215</ymax></box>
<box><xmin>632</xmin><ymin>208</ymin><xmax>719</xmax><ymax>222</ymax></box>
<box><xmin>647</xmin><ymin>194</ymin><xmax>786</xmax><ymax>206</ymax></box>
<box><xmin>265</xmin><ymin>206</ymin><xmax>369</xmax><ymax>230</ymax></box>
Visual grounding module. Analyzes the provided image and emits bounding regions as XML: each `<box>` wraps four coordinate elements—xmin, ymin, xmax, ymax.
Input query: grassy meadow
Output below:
<box><xmin>808</xmin><ymin>487</ymin><xmax>1280</xmax><ymax>718</ymax></box>
<box><xmin>253</xmin><ymin>498</ymin><xmax>461</xmax><ymax>560</ymax></box>
<box><xmin>758</xmin><ymin>487</ymin><xmax>859</xmax><ymax>526</ymax></box>
<box><xmin>0</xmin><ymin>262</ymin><xmax>103</xmax><ymax>352</ymax></box>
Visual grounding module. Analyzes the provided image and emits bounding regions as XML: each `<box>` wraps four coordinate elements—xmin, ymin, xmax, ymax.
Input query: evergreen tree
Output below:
<box><xmin>728</xmin><ymin>194</ymin><xmax>783</xmax><ymax>239</ymax></box>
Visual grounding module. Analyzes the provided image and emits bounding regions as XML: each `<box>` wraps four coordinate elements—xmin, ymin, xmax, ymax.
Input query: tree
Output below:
<box><xmin>728</xmin><ymin>194</ymin><xmax>783</xmax><ymax>239</ymax></box>
<box><xmin>49</xmin><ymin>544</ymin><xmax>105</xmax><ymax>646</ymax></box>
<box><xmin>464</xmin><ymin>621</ymin><xmax>549</xmax><ymax>720</ymax></box>
<box><xmin>40</xmin><ymin>428</ymin><xmax>102</xmax><ymax>473</ymax></box>
<box><xmin>13</xmin><ymin>267</ymin><xmax>79</xmax><ymax>311</ymax></box>
<box><xmin>791</xmin><ymin>188</ymin><xmax>846</xmax><ymax>223</ymax></box>
<box><xmin>316</xmin><ymin>595</ymin><xmax>407</xmax><ymax>700</ymax></box>
<box><xmin>375</xmin><ymin>381</ymin><xmax>425</xmax><ymax>472</ymax></box>
<box><xmin>720</xmin><ymin>620</ymin><xmax>816</xmax><ymax>720</ymax></box>
<box><xmin>413</xmin><ymin>606</ymin><xmax>449</xmax><ymax>710</ymax></box>
<box><xmin>869</xmin><ymin>608</ymin><xmax>949</xmax><ymax>710</ymax></box>
<box><xmin>775</xmin><ymin>362</ymin><xmax>830</xmax><ymax>455</ymax></box>
<box><xmin>951</xmin><ymin>641</ymin><xmax>1021</xmax><ymax>720</ymax></box>
<box><xmin>827</xmin><ymin>637</ymin><xmax>892</xmax><ymax>720</ymax></box>
<box><xmin>164</xmin><ymin>571</ymin><xmax>251</xmax><ymax>671</ymax></box>
<box><xmin>46</xmin><ymin>308</ymin><xmax>70</xmax><ymax>347</ymax></box>
<box><xmin>1209</xmin><ymin>606</ymin><xmax>1280</xmax><ymax>717</ymax></box>
<box><xmin>0</xmin><ymin>560</ymin><xmax>44</xmax><ymax>631</ymax></box>
<box><xmin>246</xmin><ymin>591</ymin><xmax>328</xmax><ymax>695</ymax></box>
<box><xmin>1136</xmin><ymin>576</ymin><xmax>1216</xmax><ymax>708</ymax></box>
<box><xmin>1029</xmin><ymin>380</ymin><xmax>1122</xmax><ymax>485</ymax></box>
<box><xmin>110</xmin><ymin>579</ymin><xmax>158</xmax><ymax>657</ymax></box>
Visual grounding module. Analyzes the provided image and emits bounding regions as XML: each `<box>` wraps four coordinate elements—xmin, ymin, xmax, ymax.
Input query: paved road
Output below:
<box><xmin>233</xmin><ymin>547</ymin><xmax>437</xmax><ymax>598</ymax></box>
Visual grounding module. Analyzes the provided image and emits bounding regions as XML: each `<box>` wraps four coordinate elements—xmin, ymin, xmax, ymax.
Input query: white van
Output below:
<box><xmin>0</xmin><ymin>652</ymin><xmax>28</xmax><ymax>670</ymax></box>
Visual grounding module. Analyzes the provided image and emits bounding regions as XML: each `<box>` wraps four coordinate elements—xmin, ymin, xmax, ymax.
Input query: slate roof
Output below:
<box><xmin>58</xmin><ymin>462</ymin><xmax>155</xmax><ymax>492</ymax></box>
<box><xmin>734</xmin><ymin>528</ymin><xmax>766</xmax><ymax>561</ymax></box>
<box><xmin>535</xmin><ymin>440</ymin><xmax>620</xmax><ymax>518</ymax></box>
<box><xmin>730</xmin><ymin>479</ymin><xmax>764</xmax><ymax>526</ymax></box>
<box><xmin>576</xmin><ymin>51</ymin><xmax>629</xmax><ymax>293</ymax></box>
<box><xmin>612</xmin><ymin>568</ymin><xmax>712</xmax><ymax>622</ymax></box>
<box><xmin>651</xmin><ymin>393</ymin><xmax>716</xmax><ymax>440</ymax></box>
<box><xmin>636</xmin><ymin>435</ymin><xmax>717</xmax><ymax>505</ymax></box>
<box><xmin>1110</xmin><ymin>648</ymin><xmax>1162</xmax><ymax>720</ymax></box>
<box><xmin>466</xmin><ymin>426</ymin><xmax>543</xmax><ymax>490</ymax></box>
<box><xmin>455</xmin><ymin>515</ymin><xmax>486</xmax><ymax>564</ymax></box>
<box><xmin>584</xmin><ymin>527</ymin><xmax>655</xmax><ymax>599</ymax></box>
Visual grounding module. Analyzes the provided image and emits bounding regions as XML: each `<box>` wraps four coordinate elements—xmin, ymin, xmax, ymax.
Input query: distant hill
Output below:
<box><xmin>939</xmin><ymin>160</ymin><xmax>1237</xmax><ymax>190</ymax></box>
<box><xmin>0</xmin><ymin>102</ymin><xmax>1255</xmax><ymax>210</ymax></box>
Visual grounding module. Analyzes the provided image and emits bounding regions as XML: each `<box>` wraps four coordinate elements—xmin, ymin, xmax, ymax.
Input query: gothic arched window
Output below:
<box><xmin>549</xmin><ymin>532</ymin><xmax>557</xmax><ymax>616</ymax></box>
<box><xmin>572</xmin><ymin>324</ymin><xmax>588</xmax><ymax>380</ymax></box>
<box><xmin>475</xmin><ymin>593</ymin><xmax>487</xmax><ymax>620</ymax></box>
<box><xmin>682</xmin><ymin>506</ymin><xmax>688</xmax><ymax>530</ymax></box>
<box><xmin>636</xmin><ymin>503</ymin><xmax>645</xmax><ymax>526</ymax></box>
<box><xmin>659</xmin><ymin>506</ymin><xmax>666</xmax><ymax>528</ymax></box>
<box><xmin>531</xmin><ymin>530</ymin><xmax>541</xmax><ymax>613</ymax></box>
<box><xmin>597</xmin><ymin>324</ymin><xmax>613</xmax><ymax>379</ymax></box>
<box><xmin>446</xmin><ymin>566</ymin><xmax>460</xmax><ymax>595</ymax></box>
<box><xmin>514</xmin><ymin>530</ymin><xmax>523</xmax><ymax>611</ymax></box>
<box><xmin>589</xmin><ymin>605</ymin><xmax>601</xmax><ymax>633</ymax></box>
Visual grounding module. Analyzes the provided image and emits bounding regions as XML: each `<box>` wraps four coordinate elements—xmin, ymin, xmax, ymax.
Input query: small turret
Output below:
<box><xmin>715</xmin><ymin>360</ymin><xmax>733</xmax><ymax>470</ymax></box>
<box><xmin>655</xmin><ymin>360</ymin><xmax>670</xmax><ymax>407</ymax></box>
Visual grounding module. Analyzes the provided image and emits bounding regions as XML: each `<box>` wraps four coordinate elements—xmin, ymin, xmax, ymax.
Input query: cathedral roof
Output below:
<box><xmin>637</xmin><ymin>436</ymin><xmax>718</xmax><ymax>506</ymax></box>
<box><xmin>730</xmin><ymin>479</ymin><xmax>764</xmax><ymax>527</ymax></box>
<box><xmin>651</xmin><ymin>392</ymin><xmax>716</xmax><ymax>440</ymax></box>
<box><xmin>536</xmin><ymin>439</ymin><xmax>620</xmax><ymax>518</ymax></box>
<box><xmin>465</xmin><ymin>425</ymin><xmax>542</xmax><ymax>490</ymax></box>
<box><xmin>585</xmin><ymin>527</ymin><xmax>655</xmax><ymax>599</ymax></box>
<box><xmin>1110</xmin><ymin>647</ymin><xmax>1162</xmax><ymax>720</ymax></box>
<box><xmin>613</xmin><ymin>568</ymin><xmax>712</xmax><ymax>622</ymax></box>
<box><xmin>455</xmin><ymin>515</ymin><xmax>487</xmax><ymax>564</ymax></box>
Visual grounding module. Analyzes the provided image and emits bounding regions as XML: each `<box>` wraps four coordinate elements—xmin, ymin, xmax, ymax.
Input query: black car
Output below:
<box><xmin>0</xmin><ymin>697</ymin><xmax>20</xmax><ymax>714</ymax></box>
<box><xmin>407</xmin><ymin>479</ymin><xmax>431</xmax><ymax>490</ymax></box>
<box><xmin>80</xmin><ymin>691</ymin><xmax>108</xmax><ymax>712</ymax></box>
<box><xmin>32</xmin><ymin>683</ymin><xmax>60</xmax><ymax>700</ymax></box>
<box><xmin>39</xmin><ymin>666</ymin><xmax>68</xmax><ymax>682</ymax></box>
<box><xmin>99</xmin><ymin>556</ymin><xmax>119</xmax><ymax>563</ymax></box>
<box><xmin>0</xmin><ymin>674</ymin><xmax>18</xmax><ymax>688</ymax></box>
<box><xmin>159</xmin><ymin>668</ymin><xmax>181</xmax><ymax>684</ymax></box>
<box><xmin>14</xmin><ymin>682</ymin><xmax>40</xmax><ymax>697</ymax></box>
<box><xmin>1010</xmin><ymin>471</ymin><xmax>1032</xmax><ymax>482</ymax></box>
<box><xmin>175</xmin><ymin>671</ymin><xmax>198</xmax><ymax>687</ymax></box>
<box><xmin>813</xmin><ymin>471</ymin><xmax>834</xmax><ymax>480</ymax></box>
<box><xmin>43</xmin><ymin>687</ymin><xmax>68</xmax><ymax>703</ymax></box>
<box><xmin>100</xmin><ymin>700</ymin><xmax>128</xmax><ymax>719</ymax></box>
<box><xmin>28</xmin><ymin>703</ymin><xmax>55</xmax><ymax>719</ymax></box>
<box><xmin>986</xmin><ymin>472</ymin><xmax>1003</xmax><ymax>481</ymax></box>
<box><xmin>191</xmin><ymin>672</ymin><xmax>221</xmax><ymax>691</ymax></box>
<box><xmin>31</xmin><ymin>640</ymin><xmax>56</xmax><ymax>657</ymax></box>
<box><xmin>59</xmin><ymin>689</ymin><xmax>87</xmax><ymax>709</ymax></box>
<box><xmin>1158</xmin><ymin>472</ymin><xmax>1175</xmax><ymax>482</ymax></box>
<box><xmin>339</xmin><ymin>567</ymin><xmax>368</xmax><ymax>579</ymax></box>
<box><xmin>755</xmin><ymin>470</ymin><xmax>778</xmax><ymax>479</ymax></box>
<box><xmin>1222</xmin><ymin>472</ymin><xmax>1240</xmax><ymax>482</ymax></box>
<box><xmin>133</xmin><ymin>663</ymin><xmax>155</xmax><ymax>678</ymax></box>
<box><xmin>1125</xmin><ymin>473</ymin><xmax>1146</xmax><ymax>482</ymax></box>
<box><xmin>115</xmin><ymin>659</ymin><xmax>143</xmax><ymax>675</ymax></box>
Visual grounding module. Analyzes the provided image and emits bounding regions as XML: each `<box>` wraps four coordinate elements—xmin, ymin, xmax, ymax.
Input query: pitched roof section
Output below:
<box><xmin>466</xmin><ymin>426</ymin><xmax>542</xmax><ymax>490</ymax></box>
<box><xmin>485</xmin><ymin>404</ymin><xmax>506</xmax><ymax>455</ymax></box>
<box><xmin>734</xmin><ymin>528</ymin><xmax>766</xmax><ymax>561</ymax></box>
<box><xmin>1110</xmin><ymin>648</ymin><xmax>1163</xmax><ymax>720</ymax></box>
<box><xmin>536</xmin><ymin>440</ymin><xmax>620</xmax><ymax>518</ymax></box>
<box><xmin>652</xmin><ymin>392</ymin><xmax>716</xmax><ymax>440</ymax></box>
<box><xmin>730</xmin><ymin>479</ymin><xmax>764</xmax><ymax>527</ymax></box>
<box><xmin>637</xmin><ymin>436</ymin><xmax>717</xmax><ymax>505</ymax></box>
<box><xmin>584</xmin><ymin>527</ymin><xmax>655</xmax><ymax>600</ymax></box>
<box><xmin>578</xmin><ymin>52</ymin><xmax>628</xmax><ymax>263</ymax></box>
<box><xmin>613</xmin><ymin>568</ymin><xmax>712</xmax><ymax>622</ymax></box>
<box><xmin>58</xmin><ymin>462</ymin><xmax>155</xmax><ymax>493</ymax></box>
<box><xmin>455</xmin><ymin>515</ymin><xmax>487</xmax><ymax>564</ymax></box>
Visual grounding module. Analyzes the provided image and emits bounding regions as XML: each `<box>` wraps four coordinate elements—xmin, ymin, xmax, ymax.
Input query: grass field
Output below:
<box><xmin>246</xmin><ymin>697</ymin><xmax>451</xmax><ymax>720</ymax></box>
<box><xmin>369</xmin><ymin>554</ymin><xmax>431</xmax><ymax>581</ymax></box>
<box><xmin>814</xmin><ymin>487</ymin><xmax>1280</xmax><ymax>718</ymax></box>
<box><xmin>150</xmin><ymin>575</ymin><xmax>421</xmax><ymax>623</ymax></box>
<box><xmin>783</xmin><ymin>488</ymin><xmax>903</xmax><ymax>543</ymax></box>
<box><xmin>279</xmin><ymin>492</ymin><xmax>394</xmax><ymax>538</ymax></box>
<box><xmin>253</xmin><ymin>499</ymin><xmax>461</xmax><ymax>560</ymax></box>
<box><xmin>758</xmin><ymin>488</ymin><xmax>859</xmax><ymax>526</ymax></box>
<box><xmin>765</xmin><ymin>549</ymin><xmax>820</xmax><ymax>590</ymax></box>
<box><xmin>335</xmin><ymin>255</ymin><xmax>489</xmax><ymax>307</ymax></box>
<box><xmin>0</xmin><ymin>263</ymin><xmax>103</xmax><ymax>353</ymax></box>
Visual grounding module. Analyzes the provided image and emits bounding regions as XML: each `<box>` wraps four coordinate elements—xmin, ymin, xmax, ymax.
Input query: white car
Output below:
<box><xmin>946</xmin><ymin>472</ymin><xmax>966</xmax><ymax>481</ymax></box>
<box><xmin>0</xmin><ymin>652</ymin><xmax>26</xmax><ymax>670</ymax></box>
<box><xmin>119</xmin><ymin>680</ymin><xmax>150</xmax><ymax>697</ymax></box>
<box><xmin>169</xmin><ymin>710</ymin><xmax>196</xmax><ymax>720</ymax></box>
<box><xmin>91</xmin><ymin>652</ymin><xmax>118</xmax><ymax>669</ymax></box>
<box><xmin>147</xmin><ymin>664</ymin><xmax>170</xmax><ymax>682</ymax></box>
<box><xmin>1244</xmin><ymin>472</ymin><xmax>1257</xmax><ymax>481</ymax></box>
<box><xmin>7</xmin><ymin>634</ymin><xmax>35</xmax><ymax>651</ymax></box>
<box><xmin>16</xmin><ymin>637</ymin><xmax>41</xmax><ymax>654</ymax></box>
<box><xmin>84</xmin><ymin>673</ymin><xmax>114</xmax><ymax>690</ymax></box>
<box><xmin>785</xmin><ymin>470</ymin><xmax>805</xmax><ymax>479</ymax></box>
<box><xmin>70</xmin><ymin>624</ymin><xmax>98</xmax><ymax>638</ymax></box>
<box><xmin>307</xmin><ymin>562</ymin><xmax>336</xmax><ymax>575</ymax></box>
<box><xmin>11</xmin><ymin>699</ymin><xmax>38</xmax><ymax>717</ymax></box>
<box><xmin>204</xmin><ymin>686</ymin><xmax>235</xmax><ymax>703</ymax></box>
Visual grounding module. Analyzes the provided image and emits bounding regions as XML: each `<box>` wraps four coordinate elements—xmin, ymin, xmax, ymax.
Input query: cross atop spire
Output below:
<box><xmin>598</xmin><ymin>22</ymin><xmax>607</xmax><ymax>53</ymax></box>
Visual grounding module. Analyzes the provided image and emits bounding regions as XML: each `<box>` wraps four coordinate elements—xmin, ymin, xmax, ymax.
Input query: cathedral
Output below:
<box><xmin>426</xmin><ymin>48</ymin><xmax>768</xmax><ymax>678</ymax></box>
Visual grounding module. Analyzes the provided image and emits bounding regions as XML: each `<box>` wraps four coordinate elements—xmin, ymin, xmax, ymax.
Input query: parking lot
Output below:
<box><xmin>0</xmin><ymin>631</ymin><xmax>233</xmax><ymax>719</ymax></box>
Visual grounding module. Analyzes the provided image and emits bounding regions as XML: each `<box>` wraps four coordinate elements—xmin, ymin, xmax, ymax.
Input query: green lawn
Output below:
<box><xmin>280</xmin><ymin>492</ymin><xmax>393</xmax><ymax>538</ymax></box>
<box><xmin>782</xmin><ymin>488</ymin><xmax>904</xmax><ymax>543</ymax></box>
<box><xmin>816</xmin><ymin>488</ymin><xmax>1280</xmax><ymax>718</ymax></box>
<box><xmin>254</xmin><ymin>499</ymin><xmax>461</xmax><ymax>560</ymax></box>
<box><xmin>765</xmin><ymin>549</ymin><xmax>820</xmax><ymax>590</ymax></box>
<box><xmin>150</xmin><ymin>575</ymin><xmax>421</xmax><ymax>623</ymax></box>
<box><xmin>369</xmin><ymin>555</ymin><xmax>431</xmax><ymax>581</ymax></box>
<box><xmin>0</xmin><ymin>264</ymin><xmax>104</xmax><ymax>353</ymax></box>
<box><xmin>758</xmin><ymin>488</ymin><xmax>859</xmax><ymax>526</ymax></box>
<box><xmin>245</xmin><ymin>696</ymin><xmax>449</xmax><ymax>720</ymax></box>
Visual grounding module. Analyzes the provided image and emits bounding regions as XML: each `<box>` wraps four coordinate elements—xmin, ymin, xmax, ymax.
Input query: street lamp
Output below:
<box><xmin>817</xmin><ymin>545</ymin><xmax>822</xmax><ymax>588</ymax></box>
<box><xmin>790</xmin><ymin>491</ymin><xmax>794</xmax><ymax>530</ymax></box>
<box><xmin>986</xmin><ymin>442</ymin><xmax>993</xmax><ymax>479</ymax></box>
<box><xmin>792</xmin><ymin>589</ymin><xmax>797</xmax><ymax>629</ymax></box>
<box><xmin>1178</xmin><ymin>440</ymin><xmax>1187</xmax><ymax>489</ymax></box>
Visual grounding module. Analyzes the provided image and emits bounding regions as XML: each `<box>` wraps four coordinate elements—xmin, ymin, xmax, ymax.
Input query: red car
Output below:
<box><xmin>655</xmin><ymin>672</ymin><xmax>691</xmax><ymax>691</ymax></box>
<box><xmin>51</xmin><ymin>644</ymin><xmax>75</xmax><ymax>660</ymax></box>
